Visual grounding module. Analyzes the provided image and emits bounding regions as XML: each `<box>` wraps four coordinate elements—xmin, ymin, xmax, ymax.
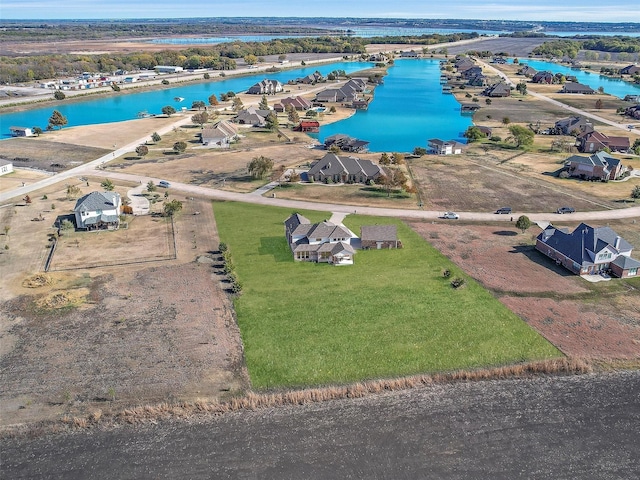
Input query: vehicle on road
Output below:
<box><xmin>495</xmin><ymin>207</ymin><xmax>512</xmax><ymax>214</ymax></box>
<box><xmin>442</xmin><ymin>212</ymin><xmax>460</xmax><ymax>219</ymax></box>
<box><xmin>158</xmin><ymin>180</ymin><xmax>171</xmax><ymax>188</ymax></box>
<box><xmin>557</xmin><ymin>206</ymin><xmax>576</xmax><ymax>214</ymax></box>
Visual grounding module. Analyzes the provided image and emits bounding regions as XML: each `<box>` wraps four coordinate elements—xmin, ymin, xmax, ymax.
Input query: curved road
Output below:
<box><xmin>3</xmin><ymin>371</ymin><xmax>639</xmax><ymax>479</ymax></box>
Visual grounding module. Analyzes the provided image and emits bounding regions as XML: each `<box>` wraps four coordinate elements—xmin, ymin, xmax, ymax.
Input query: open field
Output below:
<box><xmin>408</xmin><ymin>220</ymin><xmax>640</xmax><ymax>360</ymax></box>
<box><xmin>214</xmin><ymin>201</ymin><xmax>560</xmax><ymax>389</ymax></box>
<box><xmin>0</xmin><ymin>189</ymin><xmax>248</xmax><ymax>427</ymax></box>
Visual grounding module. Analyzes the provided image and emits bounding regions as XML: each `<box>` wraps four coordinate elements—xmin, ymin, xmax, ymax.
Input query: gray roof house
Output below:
<box><xmin>561</xmin><ymin>82</ymin><xmax>595</xmax><ymax>94</ymax></box>
<box><xmin>360</xmin><ymin>225</ymin><xmax>400</xmax><ymax>249</ymax></box>
<box><xmin>554</xmin><ymin>116</ymin><xmax>593</xmax><ymax>135</ymax></box>
<box><xmin>307</xmin><ymin>152</ymin><xmax>382</xmax><ymax>184</ymax></box>
<box><xmin>247</xmin><ymin>79</ymin><xmax>283</xmax><ymax>95</ymax></box>
<box><xmin>284</xmin><ymin>213</ymin><xmax>356</xmax><ymax>265</ymax></box>
<box><xmin>201</xmin><ymin>120</ymin><xmax>238</xmax><ymax>148</ymax></box>
<box><xmin>232</xmin><ymin>106</ymin><xmax>270</xmax><ymax>127</ymax></box>
<box><xmin>565</xmin><ymin>151</ymin><xmax>625</xmax><ymax>181</ymax></box>
<box><xmin>535</xmin><ymin>223</ymin><xmax>639</xmax><ymax>278</ymax></box>
<box><xmin>74</xmin><ymin>191</ymin><xmax>122</xmax><ymax>230</ymax></box>
<box><xmin>323</xmin><ymin>134</ymin><xmax>370</xmax><ymax>153</ymax></box>
<box><xmin>483</xmin><ymin>82</ymin><xmax>511</xmax><ymax>97</ymax></box>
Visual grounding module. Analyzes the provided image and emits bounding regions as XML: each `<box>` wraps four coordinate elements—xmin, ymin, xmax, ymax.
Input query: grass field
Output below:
<box><xmin>213</xmin><ymin>202</ymin><xmax>561</xmax><ymax>389</ymax></box>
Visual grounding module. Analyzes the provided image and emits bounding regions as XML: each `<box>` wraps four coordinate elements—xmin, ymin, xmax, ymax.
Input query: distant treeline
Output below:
<box><xmin>363</xmin><ymin>32</ymin><xmax>479</xmax><ymax>45</ymax></box>
<box><xmin>532</xmin><ymin>36</ymin><xmax>640</xmax><ymax>58</ymax></box>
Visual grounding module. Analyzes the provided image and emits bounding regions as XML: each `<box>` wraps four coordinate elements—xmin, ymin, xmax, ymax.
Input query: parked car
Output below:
<box><xmin>442</xmin><ymin>212</ymin><xmax>460</xmax><ymax>219</ymax></box>
<box><xmin>158</xmin><ymin>180</ymin><xmax>171</xmax><ymax>188</ymax></box>
<box><xmin>557</xmin><ymin>206</ymin><xmax>575</xmax><ymax>214</ymax></box>
<box><xmin>495</xmin><ymin>207</ymin><xmax>512</xmax><ymax>214</ymax></box>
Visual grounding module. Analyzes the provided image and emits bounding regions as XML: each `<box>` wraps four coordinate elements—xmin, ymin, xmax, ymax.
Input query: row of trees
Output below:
<box><xmin>532</xmin><ymin>37</ymin><xmax>640</xmax><ymax>59</ymax></box>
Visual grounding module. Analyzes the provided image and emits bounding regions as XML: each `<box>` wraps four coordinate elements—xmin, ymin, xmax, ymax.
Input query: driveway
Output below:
<box><xmin>126</xmin><ymin>183</ymin><xmax>150</xmax><ymax>215</ymax></box>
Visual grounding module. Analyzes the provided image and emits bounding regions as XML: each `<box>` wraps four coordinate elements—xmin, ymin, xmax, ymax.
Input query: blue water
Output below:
<box><xmin>0</xmin><ymin>62</ymin><xmax>372</xmax><ymax>137</ymax></box>
<box><xmin>313</xmin><ymin>59</ymin><xmax>472</xmax><ymax>153</ymax></box>
<box><xmin>515</xmin><ymin>59</ymin><xmax>640</xmax><ymax>99</ymax></box>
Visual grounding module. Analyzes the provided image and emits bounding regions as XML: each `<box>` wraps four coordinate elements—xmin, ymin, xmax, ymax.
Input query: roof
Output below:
<box><xmin>308</xmin><ymin>152</ymin><xmax>382</xmax><ymax>178</ymax></box>
<box><xmin>612</xmin><ymin>255</ymin><xmax>640</xmax><ymax>270</ymax></box>
<box><xmin>567</xmin><ymin>151</ymin><xmax>621</xmax><ymax>168</ymax></box>
<box><xmin>361</xmin><ymin>225</ymin><xmax>397</xmax><ymax>242</ymax></box>
<box><xmin>74</xmin><ymin>191</ymin><xmax>120</xmax><ymax>212</ymax></box>
<box><xmin>562</xmin><ymin>82</ymin><xmax>595</xmax><ymax>93</ymax></box>
<box><xmin>0</xmin><ymin>159</ymin><xmax>12</xmax><ymax>167</ymax></box>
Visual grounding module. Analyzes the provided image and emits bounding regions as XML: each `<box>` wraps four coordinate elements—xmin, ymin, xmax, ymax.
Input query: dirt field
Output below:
<box><xmin>408</xmin><ymin>220</ymin><xmax>640</xmax><ymax>360</ymax></box>
<box><xmin>0</xmin><ymin>189</ymin><xmax>249</xmax><ymax>427</ymax></box>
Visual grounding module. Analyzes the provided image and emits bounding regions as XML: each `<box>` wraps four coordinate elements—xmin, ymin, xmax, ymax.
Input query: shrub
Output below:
<box><xmin>161</xmin><ymin>79</ymin><xmax>170</xmax><ymax>85</ymax></box>
<box><xmin>450</xmin><ymin>277</ymin><xmax>465</xmax><ymax>289</ymax></box>
<box><xmin>442</xmin><ymin>269</ymin><xmax>451</xmax><ymax>278</ymax></box>
<box><xmin>219</xmin><ymin>242</ymin><xmax>228</xmax><ymax>253</ymax></box>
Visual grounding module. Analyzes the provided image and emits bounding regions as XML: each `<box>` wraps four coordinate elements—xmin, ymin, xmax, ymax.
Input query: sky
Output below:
<box><xmin>1</xmin><ymin>0</ymin><xmax>639</xmax><ymax>23</ymax></box>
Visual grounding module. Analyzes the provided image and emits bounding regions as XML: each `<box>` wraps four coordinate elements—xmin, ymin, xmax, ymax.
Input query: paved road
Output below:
<box><xmin>3</xmin><ymin>371</ymin><xmax>639</xmax><ymax>479</ymax></box>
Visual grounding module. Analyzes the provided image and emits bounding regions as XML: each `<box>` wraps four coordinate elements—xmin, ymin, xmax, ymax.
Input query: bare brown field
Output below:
<box><xmin>408</xmin><ymin>220</ymin><xmax>640</xmax><ymax>360</ymax></box>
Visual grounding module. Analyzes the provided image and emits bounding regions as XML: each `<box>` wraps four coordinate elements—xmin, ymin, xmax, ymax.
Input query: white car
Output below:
<box><xmin>442</xmin><ymin>212</ymin><xmax>459</xmax><ymax>219</ymax></box>
<box><xmin>158</xmin><ymin>180</ymin><xmax>171</xmax><ymax>188</ymax></box>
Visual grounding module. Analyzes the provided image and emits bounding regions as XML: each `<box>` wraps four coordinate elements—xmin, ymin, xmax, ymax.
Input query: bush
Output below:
<box><xmin>451</xmin><ymin>277</ymin><xmax>466</xmax><ymax>289</ymax></box>
<box><xmin>489</xmin><ymin>136</ymin><xmax>502</xmax><ymax>142</ymax></box>
<box><xmin>161</xmin><ymin>79</ymin><xmax>170</xmax><ymax>85</ymax></box>
<box><xmin>219</xmin><ymin>242</ymin><xmax>228</xmax><ymax>253</ymax></box>
<box><xmin>54</xmin><ymin>90</ymin><xmax>66</xmax><ymax>100</ymax></box>
<box><xmin>442</xmin><ymin>269</ymin><xmax>451</xmax><ymax>278</ymax></box>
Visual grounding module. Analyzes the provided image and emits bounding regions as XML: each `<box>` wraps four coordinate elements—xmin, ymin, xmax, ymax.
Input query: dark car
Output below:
<box><xmin>495</xmin><ymin>207</ymin><xmax>512</xmax><ymax>214</ymax></box>
<box><xmin>557</xmin><ymin>207</ymin><xmax>575</xmax><ymax>214</ymax></box>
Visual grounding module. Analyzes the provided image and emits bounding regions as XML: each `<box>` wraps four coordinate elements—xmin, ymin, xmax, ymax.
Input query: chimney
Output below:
<box><xmin>614</xmin><ymin>236</ymin><xmax>621</xmax><ymax>250</ymax></box>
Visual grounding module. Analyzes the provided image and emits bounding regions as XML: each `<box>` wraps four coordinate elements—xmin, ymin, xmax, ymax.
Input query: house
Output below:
<box><xmin>561</xmin><ymin>82</ymin><xmax>595</xmax><ymax>94</ymax></box>
<box><xmin>74</xmin><ymin>191</ymin><xmax>122</xmax><ymax>230</ymax></box>
<box><xmin>9</xmin><ymin>126</ymin><xmax>34</xmax><ymax>137</ymax></box>
<box><xmin>352</xmin><ymin>99</ymin><xmax>369</xmax><ymax>110</ymax></box>
<box><xmin>483</xmin><ymin>82</ymin><xmax>511</xmax><ymax>97</ymax></box>
<box><xmin>274</xmin><ymin>96</ymin><xmax>312</xmax><ymax>112</ymax></box>
<box><xmin>232</xmin><ymin>106</ymin><xmax>270</xmax><ymax>127</ymax></box>
<box><xmin>294</xmin><ymin>120</ymin><xmax>320</xmax><ymax>132</ymax></box>
<box><xmin>284</xmin><ymin>213</ymin><xmax>356</xmax><ymax>265</ymax></box>
<box><xmin>461</xmin><ymin>66</ymin><xmax>483</xmax><ymax>79</ymax></box>
<box><xmin>400</xmin><ymin>51</ymin><xmax>419</xmax><ymax>58</ymax></box>
<box><xmin>624</xmin><ymin>104</ymin><xmax>640</xmax><ymax>120</ymax></box>
<box><xmin>247</xmin><ymin>79</ymin><xmax>283</xmax><ymax>95</ymax></box>
<box><xmin>491</xmin><ymin>57</ymin><xmax>507</xmax><ymax>64</ymax></box>
<box><xmin>476</xmin><ymin>126</ymin><xmax>492</xmax><ymax>137</ymax></box>
<box><xmin>623</xmin><ymin>94</ymin><xmax>640</xmax><ymax>103</ymax></box>
<box><xmin>201</xmin><ymin>120</ymin><xmax>238</xmax><ymax>148</ymax></box>
<box><xmin>0</xmin><ymin>159</ymin><xmax>14</xmax><ymax>176</ymax></box>
<box><xmin>467</xmin><ymin>74</ymin><xmax>487</xmax><ymax>87</ymax></box>
<box><xmin>532</xmin><ymin>71</ymin><xmax>554</xmax><ymax>84</ymax></box>
<box><xmin>517</xmin><ymin>65</ymin><xmax>538</xmax><ymax>77</ymax></box>
<box><xmin>307</xmin><ymin>152</ymin><xmax>382</xmax><ymax>184</ymax></box>
<box><xmin>536</xmin><ymin>223</ymin><xmax>639</xmax><ymax>278</ymax></box>
<box><xmin>460</xmin><ymin>103</ymin><xmax>481</xmax><ymax>114</ymax></box>
<box><xmin>564</xmin><ymin>151</ymin><xmax>625</xmax><ymax>181</ymax></box>
<box><xmin>554</xmin><ymin>116</ymin><xmax>594</xmax><ymax>136</ymax></box>
<box><xmin>360</xmin><ymin>225</ymin><xmax>400</xmax><ymax>249</ymax></box>
<box><xmin>428</xmin><ymin>138</ymin><xmax>465</xmax><ymax>155</ymax></box>
<box><xmin>323</xmin><ymin>134</ymin><xmax>370</xmax><ymax>153</ymax></box>
<box><xmin>293</xmin><ymin>71</ymin><xmax>325</xmax><ymax>84</ymax></box>
<box><xmin>620</xmin><ymin>64</ymin><xmax>640</xmax><ymax>75</ymax></box>
<box><xmin>314</xmin><ymin>79</ymin><xmax>366</xmax><ymax>104</ymax></box>
<box><xmin>454</xmin><ymin>57</ymin><xmax>476</xmax><ymax>73</ymax></box>
<box><xmin>578</xmin><ymin>131</ymin><xmax>630</xmax><ymax>153</ymax></box>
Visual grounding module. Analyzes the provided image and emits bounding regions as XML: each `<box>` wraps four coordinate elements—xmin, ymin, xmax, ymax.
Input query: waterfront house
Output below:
<box><xmin>564</xmin><ymin>151</ymin><xmax>625</xmax><ymax>181</ymax></box>
<box><xmin>620</xmin><ymin>65</ymin><xmax>640</xmax><ymax>75</ymax></box>
<box><xmin>532</xmin><ymin>71</ymin><xmax>554</xmax><ymax>84</ymax></box>
<box><xmin>624</xmin><ymin>104</ymin><xmax>640</xmax><ymax>119</ymax></box>
<box><xmin>201</xmin><ymin>120</ymin><xmax>238</xmax><ymax>148</ymax></box>
<box><xmin>247</xmin><ymin>79</ymin><xmax>283</xmax><ymax>95</ymax></box>
<box><xmin>294</xmin><ymin>120</ymin><xmax>320</xmax><ymax>132</ymax></box>
<box><xmin>307</xmin><ymin>152</ymin><xmax>382</xmax><ymax>184</ymax></box>
<box><xmin>467</xmin><ymin>74</ymin><xmax>487</xmax><ymax>87</ymax></box>
<box><xmin>577</xmin><ymin>131</ymin><xmax>630</xmax><ymax>154</ymax></box>
<box><xmin>428</xmin><ymin>138</ymin><xmax>465</xmax><ymax>155</ymax></box>
<box><xmin>461</xmin><ymin>66</ymin><xmax>483</xmax><ymax>79</ymax></box>
<box><xmin>460</xmin><ymin>103</ymin><xmax>481</xmax><ymax>114</ymax></box>
<box><xmin>360</xmin><ymin>225</ymin><xmax>400</xmax><ymax>250</ymax></box>
<box><xmin>561</xmin><ymin>82</ymin><xmax>595</xmax><ymax>94</ymax></box>
<box><xmin>536</xmin><ymin>223</ymin><xmax>639</xmax><ymax>278</ymax></box>
<box><xmin>74</xmin><ymin>191</ymin><xmax>121</xmax><ymax>230</ymax></box>
<box><xmin>400</xmin><ymin>51</ymin><xmax>419</xmax><ymax>58</ymax></box>
<box><xmin>0</xmin><ymin>159</ymin><xmax>13</xmax><ymax>176</ymax></box>
<box><xmin>483</xmin><ymin>82</ymin><xmax>511</xmax><ymax>97</ymax></box>
<box><xmin>517</xmin><ymin>65</ymin><xmax>538</xmax><ymax>77</ymax></box>
<box><xmin>9</xmin><ymin>126</ymin><xmax>34</xmax><ymax>137</ymax></box>
<box><xmin>323</xmin><ymin>134</ymin><xmax>370</xmax><ymax>153</ymax></box>
<box><xmin>284</xmin><ymin>213</ymin><xmax>356</xmax><ymax>265</ymax></box>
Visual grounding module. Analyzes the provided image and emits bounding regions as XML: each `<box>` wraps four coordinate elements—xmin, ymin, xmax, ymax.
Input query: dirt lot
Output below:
<box><xmin>0</xmin><ymin>188</ymin><xmax>248</xmax><ymax>427</ymax></box>
<box><xmin>408</xmin><ymin>220</ymin><xmax>640</xmax><ymax>360</ymax></box>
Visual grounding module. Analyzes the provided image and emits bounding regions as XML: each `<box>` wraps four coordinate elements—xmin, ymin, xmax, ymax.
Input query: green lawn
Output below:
<box><xmin>214</xmin><ymin>202</ymin><xmax>561</xmax><ymax>389</ymax></box>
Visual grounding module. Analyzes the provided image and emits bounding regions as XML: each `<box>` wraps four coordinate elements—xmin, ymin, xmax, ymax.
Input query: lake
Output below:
<box><xmin>515</xmin><ymin>59</ymin><xmax>640</xmax><ymax>99</ymax></box>
<box><xmin>313</xmin><ymin>59</ymin><xmax>472</xmax><ymax>152</ymax></box>
<box><xmin>0</xmin><ymin>62</ymin><xmax>372</xmax><ymax>137</ymax></box>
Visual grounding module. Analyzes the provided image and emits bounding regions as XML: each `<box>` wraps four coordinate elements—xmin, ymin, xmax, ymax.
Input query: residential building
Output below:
<box><xmin>293</xmin><ymin>121</ymin><xmax>320</xmax><ymax>132</ymax></box>
<box><xmin>9</xmin><ymin>126</ymin><xmax>34</xmax><ymax>137</ymax></box>
<box><xmin>323</xmin><ymin>134</ymin><xmax>370</xmax><ymax>153</ymax></box>
<box><xmin>428</xmin><ymin>138</ymin><xmax>465</xmax><ymax>155</ymax></box>
<box><xmin>517</xmin><ymin>65</ymin><xmax>538</xmax><ymax>77</ymax></box>
<box><xmin>578</xmin><ymin>131</ymin><xmax>630</xmax><ymax>153</ymax></box>
<box><xmin>247</xmin><ymin>79</ymin><xmax>283</xmax><ymax>95</ymax></box>
<box><xmin>483</xmin><ymin>82</ymin><xmax>511</xmax><ymax>97</ymax></box>
<box><xmin>532</xmin><ymin>71</ymin><xmax>554</xmax><ymax>84</ymax></box>
<box><xmin>273</xmin><ymin>96</ymin><xmax>312</xmax><ymax>112</ymax></box>
<box><xmin>620</xmin><ymin>64</ymin><xmax>640</xmax><ymax>75</ymax></box>
<box><xmin>201</xmin><ymin>120</ymin><xmax>238</xmax><ymax>148</ymax></box>
<box><xmin>564</xmin><ymin>151</ymin><xmax>625</xmax><ymax>181</ymax></box>
<box><xmin>561</xmin><ymin>82</ymin><xmax>595</xmax><ymax>94</ymax></box>
<box><xmin>536</xmin><ymin>223</ymin><xmax>639</xmax><ymax>278</ymax></box>
<box><xmin>232</xmin><ymin>106</ymin><xmax>270</xmax><ymax>127</ymax></box>
<box><xmin>74</xmin><ymin>191</ymin><xmax>122</xmax><ymax>230</ymax></box>
<box><xmin>284</xmin><ymin>213</ymin><xmax>356</xmax><ymax>265</ymax></box>
<box><xmin>307</xmin><ymin>152</ymin><xmax>382</xmax><ymax>183</ymax></box>
<box><xmin>360</xmin><ymin>225</ymin><xmax>400</xmax><ymax>249</ymax></box>
<box><xmin>0</xmin><ymin>159</ymin><xmax>14</xmax><ymax>176</ymax></box>
<box><xmin>554</xmin><ymin>116</ymin><xmax>594</xmax><ymax>136</ymax></box>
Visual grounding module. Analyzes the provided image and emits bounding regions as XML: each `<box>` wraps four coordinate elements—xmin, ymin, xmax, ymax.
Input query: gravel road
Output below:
<box><xmin>3</xmin><ymin>371</ymin><xmax>639</xmax><ymax>479</ymax></box>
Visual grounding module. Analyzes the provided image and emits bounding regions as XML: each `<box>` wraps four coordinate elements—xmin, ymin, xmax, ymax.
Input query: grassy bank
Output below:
<box><xmin>214</xmin><ymin>201</ymin><xmax>561</xmax><ymax>389</ymax></box>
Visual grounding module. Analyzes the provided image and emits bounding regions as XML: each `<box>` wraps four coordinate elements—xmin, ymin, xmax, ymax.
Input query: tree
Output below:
<box><xmin>502</xmin><ymin>117</ymin><xmax>511</xmax><ymax>125</ymax></box>
<box><xmin>24</xmin><ymin>194</ymin><xmax>32</xmax><ymax>205</ymax></box>
<box><xmin>287</xmin><ymin>107</ymin><xmax>300</xmax><ymax>125</ymax></box>
<box><xmin>329</xmin><ymin>106</ymin><xmax>336</xmax><ymax>113</ymax></box>
<box><xmin>515</xmin><ymin>215</ymin><xmax>532</xmax><ymax>233</ymax></box>
<box><xmin>191</xmin><ymin>100</ymin><xmax>205</xmax><ymax>110</ymax></box>
<box><xmin>516</xmin><ymin>82</ymin><xmax>527</xmax><ymax>95</ymax></box>
<box><xmin>161</xmin><ymin>105</ymin><xmax>176</xmax><ymax>116</ymax></box>
<box><xmin>379</xmin><ymin>152</ymin><xmax>391</xmax><ymax>165</ymax></box>
<box><xmin>265</xmin><ymin>112</ymin><xmax>278</xmax><ymax>131</ymax></box>
<box><xmin>278</xmin><ymin>54</ymin><xmax>287</xmax><ymax>62</ymax></box>
<box><xmin>48</xmin><ymin>110</ymin><xmax>68</xmax><ymax>130</ymax></box>
<box><xmin>203</xmin><ymin>73</ymin><xmax>210</xmax><ymax>79</ymax></box>
<box><xmin>164</xmin><ymin>199</ymin><xmax>183</xmax><ymax>217</ymax></box>
<box><xmin>464</xmin><ymin>126</ymin><xmax>485</xmax><ymax>142</ymax></box>
<box><xmin>208</xmin><ymin>94</ymin><xmax>219</xmax><ymax>106</ymax></box>
<box><xmin>32</xmin><ymin>126</ymin><xmax>42</xmax><ymax>136</ymax></box>
<box><xmin>66</xmin><ymin>184</ymin><xmax>81</xmax><ymax>200</ymax></box>
<box><xmin>101</xmin><ymin>179</ymin><xmax>114</xmax><ymax>191</ymax></box>
<box><xmin>306</xmin><ymin>109</ymin><xmax>318</xmax><ymax>118</ymax></box>
<box><xmin>632</xmin><ymin>185</ymin><xmax>640</xmax><ymax>200</ymax></box>
<box><xmin>508</xmin><ymin>125</ymin><xmax>535</xmax><ymax>147</ymax></box>
<box><xmin>247</xmin><ymin>156</ymin><xmax>274</xmax><ymax>179</ymax></box>
<box><xmin>135</xmin><ymin>145</ymin><xmax>149</xmax><ymax>157</ymax></box>
<box><xmin>413</xmin><ymin>147</ymin><xmax>427</xmax><ymax>156</ymax></box>
<box><xmin>329</xmin><ymin>144</ymin><xmax>341</xmax><ymax>154</ymax></box>
<box><xmin>147</xmin><ymin>181</ymin><xmax>156</xmax><ymax>192</ymax></box>
<box><xmin>244</xmin><ymin>54</ymin><xmax>258</xmax><ymax>65</ymax></box>
<box><xmin>377</xmin><ymin>168</ymin><xmax>408</xmax><ymax>197</ymax></box>
<box><xmin>392</xmin><ymin>153</ymin><xmax>405</xmax><ymax>165</ymax></box>
<box><xmin>151</xmin><ymin>132</ymin><xmax>162</xmax><ymax>143</ymax></box>
<box><xmin>232</xmin><ymin>97</ymin><xmax>244</xmax><ymax>111</ymax></box>
<box><xmin>259</xmin><ymin>95</ymin><xmax>269</xmax><ymax>110</ymax></box>
<box><xmin>173</xmin><ymin>141</ymin><xmax>187</xmax><ymax>153</ymax></box>
<box><xmin>191</xmin><ymin>111</ymin><xmax>209</xmax><ymax>128</ymax></box>
<box><xmin>53</xmin><ymin>90</ymin><xmax>66</xmax><ymax>100</ymax></box>
<box><xmin>595</xmin><ymin>99</ymin><xmax>604</xmax><ymax>109</ymax></box>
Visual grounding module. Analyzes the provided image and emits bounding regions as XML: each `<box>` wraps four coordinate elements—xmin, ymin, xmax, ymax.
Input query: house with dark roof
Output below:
<box><xmin>246</xmin><ymin>79</ymin><xmax>283</xmax><ymax>95</ymax></box>
<box><xmin>314</xmin><ymin>79</ymin><xmax>366</xmax><ymax>104</ymax></box>
<box><xmin>273</xmin><ymin>96</ymin><xmax>312</xmax><ymax>112</ymax></box>
<box><xmin>201</xmin><ymin>120</ymin><xmax>238</xmax><ymax>148</ymax></box>
<box><xmin>564</xmin><ymin>151</ymin><xmax>625</xmax><ymax>181</ymax></box>
<box><xmin>232</xmin><ymin>106</ymin><xmax>270</xmax><ymax>127</ymax></box>
<box><xmin>561</xmin><ymin>82</ymin><xmax>595</xmax><ymax>94</ymax></box>
<box><xmin>536</xmin><ymin>223</ymin><xmax>639</xmax><ymax>278</ymax></box>
<box><xmin>578</xmin><ymin>131</ymin><xmax>630</xmax><ymax>154</ymax></box>
<box><xmin>360</xmin><ymin>225</ymin><xmax>400</xmax><ymax>249</ymax></box>
<box><xmin>400</xmin><ymin>50</ymin><xmax>419</xmax><ymax>58</ymax></box>
<box><xmin>284</xmin><ymin>213</ymin><xmax>356</xmax><ymax>265</ymax></box>
<box><xmin>74</xmin><ymin>191</ymin><xmax>121</xmax><ymax>230</ymax></box>
<box><xmin>532</xmin><ymin>71</ymin><xmax>554</xmax><ymax>84</ymax></box>
<box><xmin>323</xmin><ymin>134</ymin><xmax>370</xmax><ymax>153</ymax></box>
<box><xmin>307</xmin><ymin>152</ymin><xmax>382</xmax><ymax>184</ymax></box>
<box><xmin>620</xmin><ymin>64</ymin><xmax>640</xmax><ymax>76</ymax></box>
<box><xmin>517</xmin><ymin>65</ymin><xmax>538</xmax><ymax>77</ymax></box>
<box><xmin>554</xmin><ymin>116</ymin><xmax>593</xmax><ymax>136</ymax></box>
<box><xmin>483</xmin><ymin>82</ymin><xmax>511</xmax><ymax>97</ymax></box>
